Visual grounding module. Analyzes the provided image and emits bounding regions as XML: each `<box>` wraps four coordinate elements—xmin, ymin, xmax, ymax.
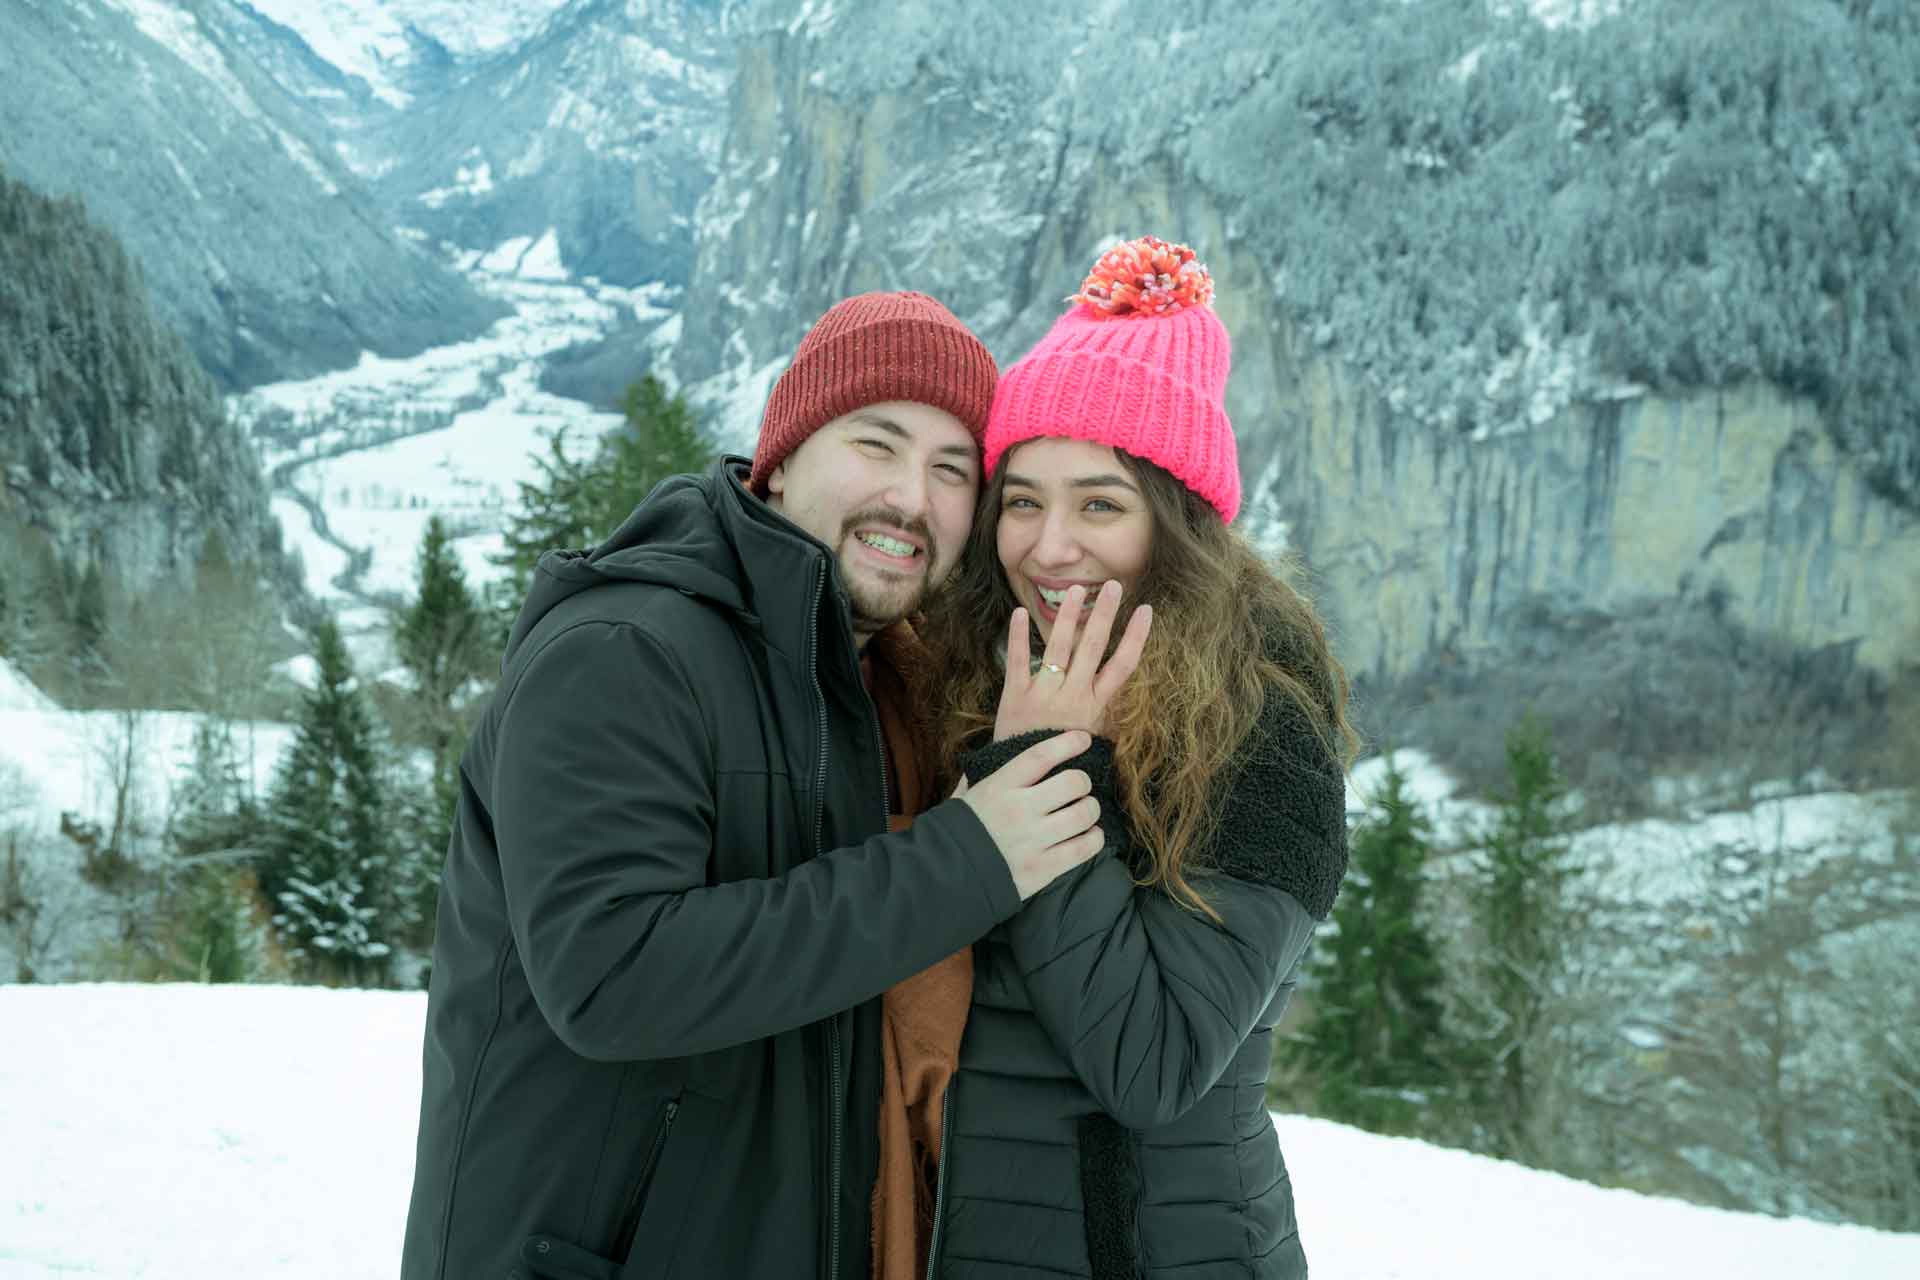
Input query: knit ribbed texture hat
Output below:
<box><xmin>749</xmin><ymin>291</ymin><xmax>998</xmax><ymax>494</ymax></box>
<box><xmin>984</xmin><ymin>237</ymin><xmax>1240</xmax><ymax>523</ymax></box>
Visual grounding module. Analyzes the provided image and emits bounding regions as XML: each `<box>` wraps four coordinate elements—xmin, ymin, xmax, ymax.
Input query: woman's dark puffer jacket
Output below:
<box><xmin>934</xmin><ymin>698</ymin><xmax>1348</xmax><ymax>1279</ymax></box>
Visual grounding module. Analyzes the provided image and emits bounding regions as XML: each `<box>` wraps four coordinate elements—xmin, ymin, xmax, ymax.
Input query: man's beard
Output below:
<box><xmin>838</xmin><ymin>506</ymin><xmax>938</xmax><ymax>633</ymax></box>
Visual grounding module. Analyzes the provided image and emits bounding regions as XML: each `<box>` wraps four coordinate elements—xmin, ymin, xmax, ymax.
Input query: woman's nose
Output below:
<box><xmin>1031</xmin><ymin>513</ymin><xmax>1080</xmax><ymax>566</ymax></box>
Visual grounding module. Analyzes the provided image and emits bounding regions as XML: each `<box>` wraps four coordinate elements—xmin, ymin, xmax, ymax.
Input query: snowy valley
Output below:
<box><xmin>230</xmin><ymin>229</ymin><xmax>676</xmax><ymax>671</ymax></box>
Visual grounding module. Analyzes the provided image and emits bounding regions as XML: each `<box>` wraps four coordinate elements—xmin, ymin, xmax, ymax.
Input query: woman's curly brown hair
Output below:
<box><xmin>922</xmin><ymin>446</ymin><xmax>1361</xmax><ymax>920</ymax></box>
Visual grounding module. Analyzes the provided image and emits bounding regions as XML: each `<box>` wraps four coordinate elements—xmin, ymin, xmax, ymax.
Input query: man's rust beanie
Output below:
<box><xmin>747</xmin><ymin>291</ymin><xmax>999</xmax><ymax>494</ymax></box>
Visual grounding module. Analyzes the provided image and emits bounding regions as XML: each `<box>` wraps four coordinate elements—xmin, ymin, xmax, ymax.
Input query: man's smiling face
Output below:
<box><xmin>766</xmin><ymin>401</ymin><xmax>980</xmax><ymax>641</ymax></box>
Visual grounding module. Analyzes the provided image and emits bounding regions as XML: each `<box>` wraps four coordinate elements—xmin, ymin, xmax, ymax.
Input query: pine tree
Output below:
<box><xmin>491</xmin><ymin>375</ymin><xmax>712</xmax><ymax>605</ymax></box>
<box><xmin>395</xmin><ymin>515</ymin><xmax>489</xmax><ymax>726</ymax></box>
<box><xmin>390</xmin><ymin>517</ymin><xmax>489</xmax><ymax>951</ymax></box>
<box><xmin>171</xmin><ymin>718</ymin><xmax>254</xmax><ymax>860</ymax></box>
<box><xmin>391</xmin><ymin>727</ymin><xmax>467</xmax><ymax>956</ymax></box>
<box><xmin>257</xmin><ymin>616</ymin><xmax>393</xmax><ymax>986</ymax></box>
<box><xmin>491</xmin><ymin>427</ymin><xmax>598</xmax><ymax>608</ymax></box>
<box><xmin>158</xmin><ymin>719</ymin><xmax>264</xmax><ymax>984</ymax></box>
<box><xmin>613</xmin><ymin>374</ymin><xmax>712</xmax><ymax>492</ymax></box>
<box><xmin>1283</xmin><ymin>752</ymin><xmax>1451</xmax><ymax>1134</ymax></box>
<box><xmin>1459</xmin><ymin>719</ymin><xmax>1579</xmax><ymax>1164</ymax></box>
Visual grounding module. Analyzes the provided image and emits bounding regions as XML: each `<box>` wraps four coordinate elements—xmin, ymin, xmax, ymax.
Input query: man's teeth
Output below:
<box><xmin>857</xmin><ymin>532</ymin><xmax>918</xmax><ymax>557</ymax></box>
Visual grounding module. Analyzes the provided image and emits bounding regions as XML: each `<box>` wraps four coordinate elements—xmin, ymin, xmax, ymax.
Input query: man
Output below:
<box><xmin>400</xmin><ymin>292</ymin><xmax>1108</xmax><ymax>1280</ymax></box>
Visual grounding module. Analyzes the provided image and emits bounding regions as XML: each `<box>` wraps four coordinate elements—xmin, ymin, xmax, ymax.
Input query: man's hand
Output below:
<box><xmin>994</xmin><ymin>581</ymin><xmax>1152</xmax><ymax>740</ymax></box>
<box><xmin>956</xmin><ymin>729</ymin><xmax>1106</xmax><ymax>900</ymax></box>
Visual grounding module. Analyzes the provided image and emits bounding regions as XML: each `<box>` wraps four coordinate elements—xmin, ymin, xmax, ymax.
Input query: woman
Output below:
<box><xmin>920</xmin><ymin>237</ymin><xmax>1359</xmax><ymax>1278</ymax></box>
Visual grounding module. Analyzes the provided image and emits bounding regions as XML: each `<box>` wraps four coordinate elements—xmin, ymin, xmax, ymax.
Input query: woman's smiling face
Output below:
<box><xmin>995</xmin><ymin>437</ymin><xmax>1154</xmax><ymax>641</ymax></box>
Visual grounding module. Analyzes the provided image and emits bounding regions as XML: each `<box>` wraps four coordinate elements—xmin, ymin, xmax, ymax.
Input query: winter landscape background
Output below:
<box><xmin>2</xmin><ymin>0</ymin><xmax>1918</xmax><ymax>1273</ymax></box>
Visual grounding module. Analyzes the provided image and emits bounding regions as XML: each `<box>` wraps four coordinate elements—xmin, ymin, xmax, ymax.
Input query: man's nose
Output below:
<box><xmin>883</xmin><ymin>464</ymin><xmax>930</xmax><ymax>515</ymax></box>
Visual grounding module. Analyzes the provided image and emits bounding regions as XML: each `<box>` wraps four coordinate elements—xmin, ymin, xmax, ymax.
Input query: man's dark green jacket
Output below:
<box><xmin>400</xmin><ymin>457</ymin><xmax>1021</xmax><ymax>1280</ymax></box>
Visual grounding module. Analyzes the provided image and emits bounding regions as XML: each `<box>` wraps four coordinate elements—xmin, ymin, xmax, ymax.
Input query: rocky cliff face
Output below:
<box><xmin>665</xmin><ymin>2</ymin><xmax>1919</xmax><ymax>679</ymax></box>
<box><xmin>1247</xmin><ymin>325</ymin><xmax>1920</xmax><ymax>679</ymax></box>
<box><xmin>0</xmin><ymin>0</ymin><xmax>503</xmax><ymax>388</ymax></box>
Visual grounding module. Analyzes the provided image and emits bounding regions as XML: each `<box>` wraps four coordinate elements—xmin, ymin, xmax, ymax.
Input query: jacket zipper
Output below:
<box><xmin>805</xmin><ymin>562</ymin><xmax>846</xmax><ymax>1280</ymax></box>
<box><xmin>865</xmin><ymin>682</ymin><xmax>890</xmax><ymax>832</ymax></box>
<box><xmin>925</xmin><ymin>1089</ymin><xmax>954</xmax><ymax>1275</ymax></box>
<box><xmin>613</xmin><ymin>1099</ymin><xmax>679</xmax><ymax>1258</ymax></box>
<box><xmin>866</xmin><ymin>670</ymin><xmax>895</xmax><ymax>1278</ymax></box>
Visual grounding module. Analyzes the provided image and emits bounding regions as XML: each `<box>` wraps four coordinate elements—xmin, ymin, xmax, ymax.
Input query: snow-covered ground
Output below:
<box><xmin>232</xmin><ymin>236</ymin><xmax>672</xmax><ymax>654</ymax></box>
<box><xmin>1347</xmin><ymin>748</ymin><xmax>1905</xmax><ymax>911</ymax></box>
<box><xmin>0</xmin><ymin>665</ymin><xmax>293</xmax><ymax>845</ymax></box>
<box><xmin>0</xmin><ymin>981</ymin><xmax>1913</xmax><ymax>1279</ymax></box>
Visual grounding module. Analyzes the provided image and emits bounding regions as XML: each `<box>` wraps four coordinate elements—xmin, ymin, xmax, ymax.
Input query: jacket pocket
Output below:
<box><xmin>614</xmin><ymin>1089</ymin><xmax>720</xmax><ymax>1277</ymax></box>
<box><xmin>612</xmin><ymin>1097</ymin><xmax>681</xmax><ymax>1260</ymax></box>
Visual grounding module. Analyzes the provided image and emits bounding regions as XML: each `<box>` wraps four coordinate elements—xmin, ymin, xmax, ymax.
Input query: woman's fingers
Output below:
<box><xmin>998</xmin><ymin>730</ymin><xmax>1093</xmax><ymax>786</ymax></box>
<box><xmin>1092</xmin><ymin>602</ymin><xmax>1153</xmax><ymax>703</ymax></box>
<box><xmin>1071</xmin><ymin>581</ymin><xmax>1123</xmax><ymax>681</ymax></box>
<box><xmin>1040</xmin><ymin>585</ymin><xmax>1084</xmax><ymax>674</ymax></box>
<box><xmin>1006</xmin><ymin>608</ymin><xmax>1032</xmax><ymax>688</ymax></box>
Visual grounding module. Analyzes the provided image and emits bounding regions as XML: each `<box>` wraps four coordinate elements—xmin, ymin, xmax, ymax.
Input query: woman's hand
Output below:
<box><xmin>994</xmin><ymin>581</ymin><xmax>1152</xmax><ymax>740</ymax></box>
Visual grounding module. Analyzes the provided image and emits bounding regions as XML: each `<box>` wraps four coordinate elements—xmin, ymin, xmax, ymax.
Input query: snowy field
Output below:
<box><xmin>1</xmin><ymin>983</ymin><xmax>1915</xmax><ymax>1279</ymax></box>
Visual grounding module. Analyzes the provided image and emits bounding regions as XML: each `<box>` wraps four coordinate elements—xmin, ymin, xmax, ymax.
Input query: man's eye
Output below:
<box><xmin>936</xmin><ymin>463</ymin><xmax>973</xmax><ymax>483</ymax></box>
<box><xmin>856</xmin><ymin>438</ymin><xmax>893</xmax><ymax>454</ymax></box>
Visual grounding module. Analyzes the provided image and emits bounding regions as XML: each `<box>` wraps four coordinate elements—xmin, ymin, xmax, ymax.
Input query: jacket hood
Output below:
<box><xmin>502</xmin><ymin>462</ymin><xmax>754</xmax><ymax>663</ymax></box>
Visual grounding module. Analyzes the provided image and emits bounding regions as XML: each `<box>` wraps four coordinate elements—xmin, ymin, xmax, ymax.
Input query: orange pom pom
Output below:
<box><xmin>1069</xmin><ymin>236</ymin><xmax>1214</xmax><ymax>318</ymax></box>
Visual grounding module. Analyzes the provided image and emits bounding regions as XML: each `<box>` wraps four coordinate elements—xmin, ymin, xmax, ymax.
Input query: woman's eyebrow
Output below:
<box><xmin>1001</xmin><ymin>471</ymin><xmax>1139</xmax><ymax>492</ymax></box>
<box><xmin>1068</xmin><ymin>473</ymin><xmax>1138</xmax><ymax>492</ymax></box>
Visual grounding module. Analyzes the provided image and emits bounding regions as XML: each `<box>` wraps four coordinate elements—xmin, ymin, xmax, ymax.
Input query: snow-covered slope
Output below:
<box><xmin>0</xmin><ymin>982</ymin><xmax>1913</xmax><ymax>1278</ymax></box>
<box><xmin>248</xmin><ymin>0</ymin><xmax>574</xmax><ymax>93</ymax></box>
<box><xmin>0</xmin><ymin>0</ymin><xmax>503</xmax><ymax>387</ymax></box>
<box><xmin>0</xmin><ymin>662</ymin><xmax>58</xmax><ymax>715</ymax></box>
<box><xmin>0</xmin><ymin>663</ymin><xmax>292</xmax><ymax>842</ymax></box>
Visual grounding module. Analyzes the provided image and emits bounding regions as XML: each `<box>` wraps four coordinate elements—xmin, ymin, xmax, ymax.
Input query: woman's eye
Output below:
<box><xmin>856</xmin><ymin>438</ymin><xmax>893</xmax><ymax>455</ymax></box>
<box><xmin>1086</xmin><ymin>498</ymin><xmax>1121</xmax><ymax>514</ymax></box>
<box><xmin>1003</xmin><ymin>495</ymin><xmax>1038</xmax><ymax>510</ymax></box>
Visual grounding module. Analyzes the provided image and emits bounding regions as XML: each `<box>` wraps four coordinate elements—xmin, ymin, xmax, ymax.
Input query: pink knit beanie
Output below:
<box><xmin>983</xmin><ymin>237</ymin><xmax>1240</xmax><ymax>524</ymax></box>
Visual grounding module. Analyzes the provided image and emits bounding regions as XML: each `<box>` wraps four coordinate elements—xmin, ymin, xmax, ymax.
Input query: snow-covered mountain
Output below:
<box><xmin>369</xmin><ymin>0</ymin><xmax>736</xmax><ymax>289</ymax></box>
<box><xmin>242</xmin><ymin>0</ymin><xmax>577</xmax><ymax>108</ymax></box>
<box><xmin>0</xmin><ymin>0</ymin><xmax>505</xmax><ymax>387</ymax></box>
<box><xmin>3</xmin><ymin>981</ymin><xmax>1915</xmax><ymax>1278</ymax></box>
<box><xmin>0</xmin><ymin>0</ymin><xmax>733</xmax><ymax>391</ymax></box>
